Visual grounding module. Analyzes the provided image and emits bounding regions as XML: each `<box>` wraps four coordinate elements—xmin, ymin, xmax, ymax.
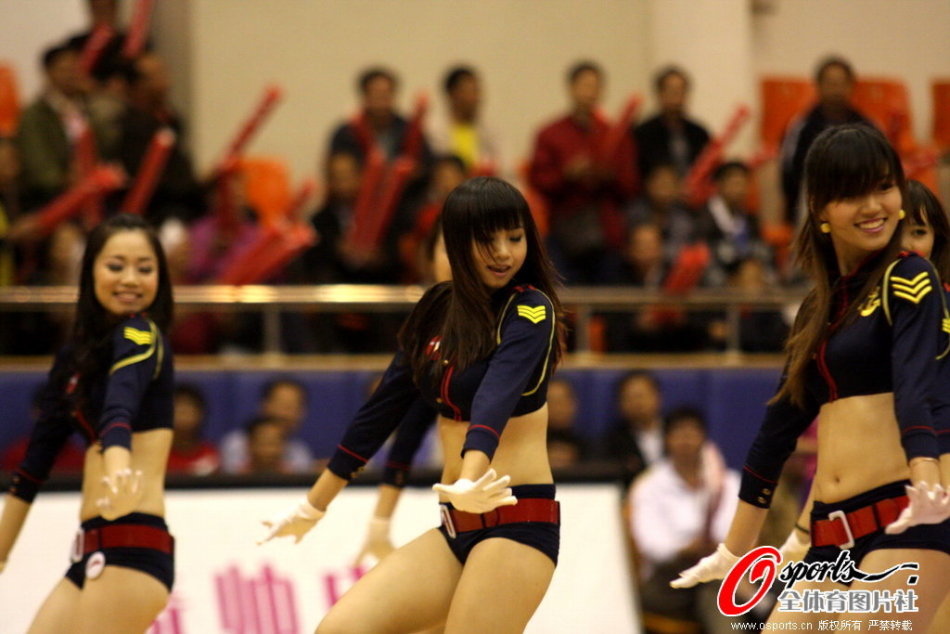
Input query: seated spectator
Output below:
<box><xmin>430</xmin><ymin>65</ymin><xmax>501</xmax><ymax>176</ymax></box>
<box><xmin>632</xmin><ymin>66</ymin><xmax>710</xmax><ymax>182</ymax></box>
<box><xmin>166</xmin><ymin>383</ymin><xmax>219</xmax><ymax>476</ymax></box>
<box><xmin>780</xmin><ymin>56</ymin><xmax>873</xmax><ymax>223</ymax></box>
<box><xmin>399</xmin><ymin>153</ymin><xmax>466</xmax><ymax>283</ymax></box>
<box><xmin>0</xmin><ymin>386</ymin><xmax>85</xmax><ymax>474</ymax></box>
<box><xmin>219</xmin><ymin>378</ymin><xmax>314</xmax><ymax>474</ymax></box>
<box><xmin>545</xmin><ymin>377</ymin><xmax>590</xmax><ymax>469</ymax></box>
<box><xmin>527</xmin><ymin>60</ymin><xmax>637</xmax><ymax>285</ymax></box>
<box><xmin>16</xmin><ymin>42</ymin><xmax>97</xmax><ymax>208</ymax></box>
<box><xmin>118</xmin><ymin>51</ymin><xmax>205</xmax><ymax>225</ymax></box>
<box><xmin>707</xmin><ymin>257</ymin><xmax>789</xmax><ymax>352</ymax></box>
<box><xmin>699</xmin><ymin>161</ymin><xmax>775</xmax><ymax>287</ymax></box>
<box><xmin>243</xmin><ymin>416</ymin><xmax>290</xmax><ymax>475</ymax></box>
<box><xmin>628</xmin><ymin>407</ymin><xmax>740</xmax><ymax>634</ymax></box>
<box><xmin>627</xmin><ymin>163</ymin><xmax>696</xmax><ymax>266</ymax></box>
<box><xmin>600</xmin><ymin>371</ymin><xmax>664</xmax><ymax>482</ymax></box>
<box><xmin>603</xmin><ymin>224</ymin><xmax>709</xmax><ymax>352</ymax></box>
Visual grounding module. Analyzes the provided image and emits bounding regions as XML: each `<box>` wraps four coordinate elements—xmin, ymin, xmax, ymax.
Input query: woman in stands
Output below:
<box><xmin>260</xmin><ymin>176</ymin><xmax>565</xmax><ymax>633</ymax></box>
<box><xmin>673</xmin><ymin>126</ymin><xmax>950</xmax><ymax>630</ymax></box>
<box><xmin>0</xmin><ymin>214</ymin><xmax>175</xmax><ymax>633</ymax></box>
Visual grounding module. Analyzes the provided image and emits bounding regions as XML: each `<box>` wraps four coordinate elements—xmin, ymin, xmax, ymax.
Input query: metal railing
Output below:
<box><xmin>0</xmin><ymin>284</ymin><xmax>807</xmax><ymax>354</ymax></box>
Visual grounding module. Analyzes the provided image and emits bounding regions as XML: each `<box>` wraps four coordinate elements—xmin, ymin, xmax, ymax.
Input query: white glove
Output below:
<box><xmin>97</xmin><ymin>469</ymin><xmax>144</xmax><ymax>521</ymax></box>
<box><xmin>432</xmin><ymin>469</ymin><xmax>518</xmax><ymax>513</ymax></box>
<box><xmin>258</xmin><ymin>498</ymin><xmax>325</xmax><ymax>545</ymax></box>
<box><xmin>778</xmin><ymin>528</ymin><xmax>810</xmax><ymax>563</ymax></box>
<box><xmin>885</xmin><ymin>483</ymin><xmax>950</xmax><ymax>535</ymax></box>
<box><xmin>353</xmin><ymin>517</ymin><xmax>395</xmax><ymax>566</ymax></box>
<box><xmin>670</xmin><ymin>543</ymin><xmax>740</xmax><ymax>588</ymax></box>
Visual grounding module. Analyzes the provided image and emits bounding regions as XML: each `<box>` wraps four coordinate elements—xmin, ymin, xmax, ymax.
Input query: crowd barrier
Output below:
<box><xmin>0</xmin><ymin>363</ymin><xmax>782</xmax><ymax>471</ymax></box>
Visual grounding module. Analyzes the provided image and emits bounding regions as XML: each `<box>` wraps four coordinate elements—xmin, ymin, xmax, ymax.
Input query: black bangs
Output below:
<box><xmin>906</xmin><ymin>179</ymin><xmax>943</xmax><ymax>226</ymax></box>
<box><xmin>804</xmin><ymin>124</ymin><xmax>904</xmax><ymax>213</ymax></box>
<box><xmin>443</xmin><ymin>176</ymin><xmax>527</xmax><ymax>245</ymax></box>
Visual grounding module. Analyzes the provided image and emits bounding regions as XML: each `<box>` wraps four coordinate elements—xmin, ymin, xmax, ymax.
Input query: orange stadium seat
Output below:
<box><xmin>759</xmin><ymin>77</ymin><xmax>815</xmax><ymax>152</ymax></box>
<box><xmin>0</xmin><ymin>63</ymin><xmax>20</xmax><ymax>136</ymax></box>
<box><xmin>238</xmin><ymin>156</ymin><xmax>291</xmax><ymax>227</ymax></box>
<box><xmin>851</xmin><ymin>78</ymin><xmax>916</xmax><ymax>155</ymax></box>
<box><xmin>932</xmin><ymin>80</ymin><xmax>950</xmax><ymax>150</ymax></box>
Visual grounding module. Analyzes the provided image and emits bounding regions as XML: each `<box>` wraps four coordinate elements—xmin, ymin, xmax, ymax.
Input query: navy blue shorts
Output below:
<box><xmin>438</xmin><ymin>484</ymin><xmax>560</xmax><ymax>566</ymax></box>
<box><xmin>65</xmin><ymin>512</ymin><xmax>175</xmax><ymax>592</ymax></box>
<box><xmin>804</xmin><ymin>480</ymin><xmax>950</xmax><ymax>584</ymax></box>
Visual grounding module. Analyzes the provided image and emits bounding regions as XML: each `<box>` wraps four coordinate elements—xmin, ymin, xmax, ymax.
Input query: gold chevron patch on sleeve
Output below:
<box><xmin>516</xmin><ymin>305</ymin><xmax>547</xmax><ymax>324</ymax></box>
<box><xmin>124</xmin><ymin>326</ymin><xmax>154</xmax><ymax>346</ymax></box>
<box><xmin>891</xmin><ymin>271</ymin><xmax>933</xmax><ymax>303</ymax></box>
<box><xmin>943</xmin><ymin>317</ymin><xmax>950</xmax><ymax>334</ymax></box>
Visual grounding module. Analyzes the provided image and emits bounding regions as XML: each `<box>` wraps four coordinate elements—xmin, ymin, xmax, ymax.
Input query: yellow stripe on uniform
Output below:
<box><xmin>892</xmin><ymin>284</ymin><xmax>932</xmax><ymax>304</ymax></box>
<box><xmin>123</xmin><ymin>326</ymin><xmax>153</xmax><ymax>346</ymax></box>
<box><xmin>516</xmin><ymin>305</ymin><xmax>547</xmax><ymax>324</ymax></box>
<box><xmin>110</xmin><ymin>321</ymin><xmax>158</xmax><ymax>375</ymax></box>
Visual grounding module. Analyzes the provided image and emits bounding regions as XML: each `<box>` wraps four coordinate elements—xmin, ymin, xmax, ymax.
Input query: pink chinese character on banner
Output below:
<box><xmin>322</xmin><ymin>565</ymin><xmax>367</xmax><ymax>606</ymax></box>
<box><xmin>148</xmin><ymin>593</ymin><xmax>185</xmax><ymax>634</ymax></box>
<box><xmin>216</xmin><ymin>564</ymin><xmax>299</xmax><ymax>634</ymax></box>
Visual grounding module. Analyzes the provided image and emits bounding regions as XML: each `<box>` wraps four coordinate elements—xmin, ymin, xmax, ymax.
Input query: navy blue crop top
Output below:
<box><xmin>740</xmin><ymin>252</ymin><xmax>949</xmax><ymax>508</ymax></box>
<box><xmin>9</xmin><ymin>315</ymin><xmax>174</xmax><ymax>503</ymax></box>
<box><xmin>328</xmin><ymin>284</ymin><xmax>558</xmax><ymax>481</ymax></box>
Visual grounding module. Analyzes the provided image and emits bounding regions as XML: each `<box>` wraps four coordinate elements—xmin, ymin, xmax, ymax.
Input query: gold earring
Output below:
<box><xmin>899</xmin><ymin>209</ymin><xmax>906</xmax><ymax>219</ymax></box>
<box><xmin>820</xmin><ymin>222</ymin><xmax>831</xmax><ymax>234</ymax></box>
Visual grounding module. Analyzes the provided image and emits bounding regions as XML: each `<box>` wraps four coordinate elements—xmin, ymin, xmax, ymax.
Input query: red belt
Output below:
<box><xmin>811</xmin><ymin>495</ymin><xmax>908</xmax><ymax>549</ymax></box>
<box><xmin>441</xmin><ymin>498</ymin><xmax>560</xmax><ymax>537</ymax></box>
<box><xmin>74</xmin><ymin>524</ymin><xmax>175</xmax><ymax>558</ymax></box>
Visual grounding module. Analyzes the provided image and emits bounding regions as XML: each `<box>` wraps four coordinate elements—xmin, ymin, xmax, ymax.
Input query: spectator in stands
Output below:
<box><xmin>16</xmin><ymin>43</ymin><xmax>97</xmax><ymax>208</ymax></box>
<box><xmin>632</xmin><ymin>66</ymin><xmax>710</xmax><ymax>182</ymax></box>
<box><xmin>243</xmin><ymin>416</ymin><xmax>290</xmax><ymax>475</ymax></box>
<box><xmin>219</xmin><ymin>377</ymin><xmax>314</xmax><ymax>474</ymax></box>
<box><xmin>0</xmin><ymin>386</ymin><xmax>85</xmax><ymax>474</ymax></box>
<box><xmin>546</xmin><ymin>378</ymin><xmax>589</xmax><ymax>469</ymax></box>
<box><xmin>601</xmin><ymin>371</ymin><xmax>664</xmax><ymax>482</ymax></box>
<box><xmin>706</xmin><ymin>257</ymin><xmax>789</xmax><ymax>353</ymax></box>
<box><xmin>65</xmin><ymin>0</ymin><xmax>126</xmax><ymax>74</ymax></box>
<box><xmin>118</xmin><ymin>52</ymin><xmax>205</xmax><ymax>224</ymax></box>
<box><xmin>430</xmin><ymin>65</ymin><xmax>501</xmax><ymax>176</ymax></box>
<box><xmin>327</xmin><ymin>67</ymin><xmax>433</xmax><ymax>274</ymax></box>
<box><xmin>528</xmin><ymin>60</ymin><xmax>638</xmax><ymax>285</ymax></box>
<box><xmin>780</xmin><ymin>56</ymin><xmax>873</xmax><ymax>224</ymax></box>
<box><xmin>627</xmin><ymin>162</ymin><xmax>696</xmax><ymax>265</ymax></box>
<box><xmin>166</xmin><ymin>383</ymin><xmax>219</xmax><ymax>476</ymax></box>
<box><xmin>400</xmin><ymin>154</ymin><xmax>466</xmax><ymax>283</ymax></box>
<box><xmin>628</xmin><ymin>407</ymin><xmax>740</xmax><ymax>634</ymax></box>
<box><xmin>698</xmin><ymin>161</ymin><xmax>774</xmax><ymax>287</ymax></box>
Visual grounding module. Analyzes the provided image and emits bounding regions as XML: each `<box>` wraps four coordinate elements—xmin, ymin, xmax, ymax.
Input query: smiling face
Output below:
<box><xmin>471</xmin><ymin>227</ymin><xmax>527</xmax><ymax>289</ymax></box>
<box><xmin>820</xmin><ymin>181</ymin><xmax>902</xmax><ymax>272</ymax></box>
<box><xmin>93</xmin><ymin>229</ymin><xmax>159</xmax><ymax>317</ymax></box>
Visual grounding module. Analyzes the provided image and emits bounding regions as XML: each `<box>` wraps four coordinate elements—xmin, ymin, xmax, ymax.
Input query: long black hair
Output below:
<box><xmin>776</xmin><ymin>124</ymin><xmax>905</xmax><ymax>406</ymax></box>
<box><xmin>53</xmin><ymin>214</ymin><xmax>173</xmax><ymax>401</ymax></box>
<box><xmin>400</xmin><ymin>177</ymin><xmax>564</xmax><ymax>382</ymax></box>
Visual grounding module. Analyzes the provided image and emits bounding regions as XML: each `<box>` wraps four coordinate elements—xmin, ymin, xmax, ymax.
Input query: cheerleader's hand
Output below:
<box><xmin>885</xmin><ymin>483</ymin><xmax>950</xmax><ymax>535</ymax></box>
<box><xmin>97</xmin><ymin>469</ymin><xmax>144</xmax><ymax>521</ymax></box>
<box><xmin>258</xmin><ymin>498</ymin><xmax>325</xmax><ymax>545</ymax></box>
<box><xmin>778</xmin><ymin>529</ymin><xmax>810</xmax><ymax>563</ymax></box>
<box><xmin>353</xmin><ymin>517</ymin><xmax>395</xmax><ymax>566</ymax></box>
<box><xmin>670</xmin><ymin>543</ymin><xmax>740</xmax><ymax>588</ymax></box>
<box><xmin>432</xmin><ymin>469</ymin><xmax>517</xmax><ymax>514</ymax></box>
